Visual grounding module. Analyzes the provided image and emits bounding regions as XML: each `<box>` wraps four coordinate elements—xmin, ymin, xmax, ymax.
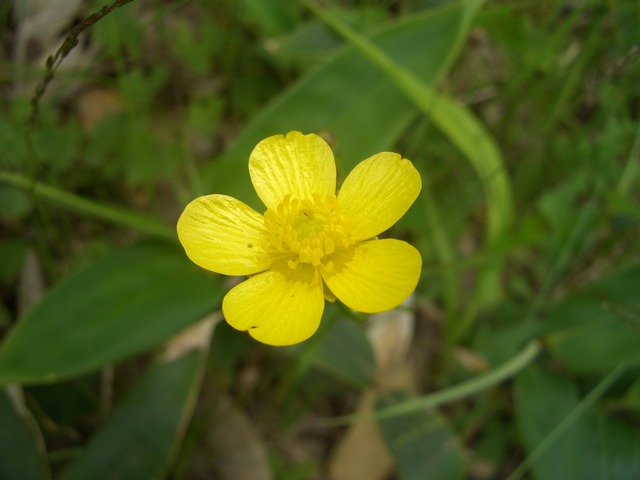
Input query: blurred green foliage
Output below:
<box><xmin>0</xmin><ymin>0</ymin><xmax>639</xmax><ymax>479</ymax></box>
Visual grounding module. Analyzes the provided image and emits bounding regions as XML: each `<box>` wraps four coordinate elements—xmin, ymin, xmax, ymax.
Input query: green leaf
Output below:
<box><xmin>0</xmin><ymin>388</ymin><xmax>50</xmax><ymax>480</ymax></box>
<box><xmin>32</xmin><ymin>117</ymin><xmax>83</xmax><ymax>173</ymax></box>
<box><xmin>60</xmin><ymin>350</ymin><xmax>204</xmax><ymax>480</ymax></box>
<box><xmin>305</xmin><ymin>0</ymin><xmax>512</xmax><ymax>246</ymax></box>
<box><xmin>514</xmin><ymin>365</ymin><xmax>640</xmax><ymax>480</ymax></box>
<box><xmin>207</xmin><ymin>1</ymin><xmax>482</xmax><ymax>209</ymax></box>
<box><xmin>621</xmin><ymin>377</ymin><xmax>640</xmax><ymax>418</ymax></box>
<box><xmin>544</xmin><ymin>265</ymin><xmax>640</xmax><ymax>373</ymax></box>
<box><xmin>313</xmin><ymin>316</ymin><xmax>376</xmax><ymax>387</ymax></box>
<box><xmin>270</xmin><ymin>19</ymin><xmax>343</xmax><ymax>70</ymax></box>
<box><xmin>238</xmin><ymin>0</ymin><xmax>300</xmax><ymax>36</ymax></box>
<box><xmin>0</xmin><ymin>242</ymin><xmax>221</xmax><ymax>385</ymax></box>
<box><xmin>580</xmin><ymin>410</ymin><xmax>640</xmax><ymax>480</ymax></box>
<box><xmin>376</xmin><ymin>391</ymin><xmax>465</xmax><ymax>480</ymax></box>
<box><xmin>0</xmin><ymin>184</ymin><xmax>32</xmax><ymax>220</ymax></box>
<box><xmin>514</xmin><ymin>366</ymin><xmax>583</xmax><ymax>480</ymax></box>
<box><xmin>0</xmin><ymin>239</ymin><xmax>29</xmax><ymax>285</ymax></box>
<box><xmin>93</xmin><ymin>4</ymin><xmax>144</xmax><ymax>61</ymax></box>
<box><xmin>285</xmin><ymin>306</ymin><xmax>376</xmax><ymax>389</ymax></box>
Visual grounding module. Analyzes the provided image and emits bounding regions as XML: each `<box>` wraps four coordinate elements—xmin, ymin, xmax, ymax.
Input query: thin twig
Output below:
<box><xmin>27</xmin><ymin>0</ymin><xmax>136</xmax><ymax>137</ymax></box>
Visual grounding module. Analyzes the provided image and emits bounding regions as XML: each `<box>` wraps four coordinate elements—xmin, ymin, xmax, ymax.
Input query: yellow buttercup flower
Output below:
<box><xmin>177</xmin><ymin>131</ymin><xmax>422</xmax><ymax>346</ymax></box>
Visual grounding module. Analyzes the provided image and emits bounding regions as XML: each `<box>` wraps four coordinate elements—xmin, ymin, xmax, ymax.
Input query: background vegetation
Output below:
<box><xmin>1</xmin><ymin>0</ymin><xmax>639</xmax><ymax>478</ymax></box>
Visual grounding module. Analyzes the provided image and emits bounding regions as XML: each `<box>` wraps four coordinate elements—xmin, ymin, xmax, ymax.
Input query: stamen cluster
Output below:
<box><xmin>264</xmin><ymin>193</ymin><xmax>351</xmax><ymax>270</ymax></box>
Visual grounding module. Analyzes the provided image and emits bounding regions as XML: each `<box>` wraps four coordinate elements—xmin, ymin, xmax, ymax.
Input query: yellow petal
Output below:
<box><xmin>338</xmin><ymin>152</ymin><xmax>421</xmax><ymax>241</ymax></box>
<box><xmin>222</xmin><ymin>265</ymin><xmax>325</xmax><ymax>346</ymax></box>
<box><xmin>322</xmin><ymin>239</ymin><xmax>421</xmax><ymax>313</ymax></box>
<box><xmin>249</xmin><ymin>131</ymin><xmax>336</xmax><ymax>210</ymax></box>
<box><xmin>177</xmin><ymin>194</ymin><xmax>271</xmax><ymax>276</ymax></box>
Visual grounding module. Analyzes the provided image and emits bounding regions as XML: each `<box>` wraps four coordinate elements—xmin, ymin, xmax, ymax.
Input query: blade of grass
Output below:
<box><xmin>302</xmin><ymin>0</ymin><xmax>512</xmax><ymax>246</ymax></box>
<box><xmin>304</xmin><ymin>0</ymin><xmax>513</xmax><ymax>345</ymax></box>
<box><xmin>420</xmin><ymin>172</ymin><xmax>458</xmax><ymax>319</ymax></box>
<box><xmin>618</xmin><ymin>120</ymin><xmax>640</xmax><ymax>195</ymax></box>
<box><xmin>0</xmin><ymin>171</ymin><xmax>174</xmax><ymax>240</ymax></box>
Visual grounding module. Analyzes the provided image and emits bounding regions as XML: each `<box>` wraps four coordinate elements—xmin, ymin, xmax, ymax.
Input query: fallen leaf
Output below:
<box><xmin>328</xmin><ymin>297</ymin><xmax>416</xmax><ymax>480</ymax></box>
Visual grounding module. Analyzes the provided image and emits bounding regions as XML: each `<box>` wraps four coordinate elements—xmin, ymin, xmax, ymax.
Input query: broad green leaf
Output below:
<box><xmin>622</xmin><ymin>377</ymin><xmax>640</xmax><ymax>418</ymax></box>
<box><xmin>207</xmin><ymin>1</ymin><xmax>482</xmax><ymax>209</ymax></box>
<box><xmin>514</xmin><ymin>366</ymin><xmax>583</xmax><ymax>480</ymax></box>
<box><xmin>0</xmin><ymin>184</ymin><xmax>32</xmax><ymax>220</ymax></box>
<box><xmin>286</xmin><ymin>305</ymin><xmax>376</xmax><ymax>389</ymax></box>
<box><xmin>514</xmin><ymin>365</ymin><xmax>640</xmax><ymax>480</ymax></box>
<box><xmin>580</xmin><ymin>410</ymin><xmax>640</xmax><ymax>480</ymax></box>
<box><xmin>376</xmin><ymin>391</ymin><xmax>465</xmax><ymax>480</ymax></box>
<box><xmin>473</xmin><ymin>418</ymin><xmax>510</xmax><ymax>473</ymax></box>
<box><xmin>544</xmin><ymin>265</ymin><xmax>640</xmax><ymax>372</ymax></box>
<box><xmin>0</xmin><ymin>388</ymin><xmax>50</xmax><ymax>480</ymax></box>
<box><xmin>0</xmin><ymin>239</ymin><xmax>28</xmax><ymax>285</ymax></box>
<box><xmin>306</xmin><ymin>0</ymin><xmax>511</xmax><ymax>325</ymax></box>
<box><xmin>270</xmin><ymin>19</ymin><xmax>344</xmax><ymax>70</ymax></box>
<box><xmin>238</xmin><ymin>0</ymin><xmax>300</xmax><ymax>36</ymax></box>
<box><xmin>60</xmin><ymin>350</ymin><xmax>204</xmax><ymax>480</ymax></box>
<box><xmin>305</xmin><ymin>0</ymin><xmax>511</xmax><ymax>246</ymax></box>
<box><xmin>0</xmin><ymin>242</ymin><xmax>221</xmax><ymax>385</ymax></box>
<box><xmin>313</xmin><ymin>316</ymin><xmax>376</xmax><ymax>387</ymax></box>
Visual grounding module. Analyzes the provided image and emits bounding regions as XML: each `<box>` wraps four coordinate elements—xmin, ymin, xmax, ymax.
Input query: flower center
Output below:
<box><xmin>264</xmin><ymin>193</ymin><xmax>351</xmax><ymax>270</ymax></box>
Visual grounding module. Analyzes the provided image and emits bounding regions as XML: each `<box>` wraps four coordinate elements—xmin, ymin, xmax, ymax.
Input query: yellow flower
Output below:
<box><xmin>177</xmin><ymin>131</ymin><xmax>422</xmax><ymax>346</ymax></box>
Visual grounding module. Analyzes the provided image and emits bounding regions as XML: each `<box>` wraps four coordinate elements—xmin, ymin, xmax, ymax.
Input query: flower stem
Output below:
<box><xmin>0</xmin><ymin>170</ymin><xmax>175</xmax><ymax>240</ymax></box>
<box><xmin>325</xmin><ymin>339</ymin><xmax>540</xmax><ymax>425</ymax></box>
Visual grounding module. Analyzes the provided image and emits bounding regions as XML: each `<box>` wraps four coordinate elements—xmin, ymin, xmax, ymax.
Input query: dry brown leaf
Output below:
<box><xmin>162</xmin><ymin>313</ymin><xmax>222</xmax><ymax>362</ymax></box>
<box><xmin>209</xmin><ymin>395</ymin><xmax>273</xmax><ymax>480</ymax></box>
<box><xmin>75</xmin><ymin>87</ymin><xmax>124</xmax><ymax>132</ymax></box>
<box><xmin>328</xmin><ymin>298</ymin><xmax>417</xmax><ymax>480</ymax></box>
<box><xmin>366</xmin><ymin>303</ymin><xmax>415</xmax><ymax>377</ymax></box>
<box><xmin>327</xmin><ymin>390</ymin><xmax>393</xmax><ymax>480</ymax></box>
<box><xmin>12</xmin><ymin>0</ymin><xmax>90</xmax><ymax>95</ymax></box>
<box><xmin>453</xmin><ymin>346</ymin><xmax>490</xmax><ymax>374</ymax></box>
<box><xmin>3</xmin><ymin>385</ymin><xmax>52</xmax><ymax>476</ymax></box>
<box><xmin>162</xmin><ymin>316</ymin><xmax>271</xmax><ymax>479</ymax></box>
<box><xmin>18</xmin><ymin>250</ymin><xmax>45</xmax><ymax>317</ymax></box>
